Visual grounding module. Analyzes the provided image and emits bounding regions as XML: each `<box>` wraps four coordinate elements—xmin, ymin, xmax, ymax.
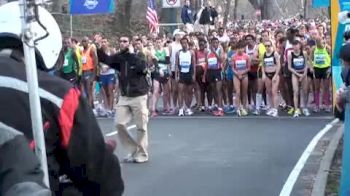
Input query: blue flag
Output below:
<box><xmin>70</xmin><ymin>0</ymin><xmax>114</xmax><ymax>15</ymax></box>
<box><xmin>312</xmin><ymin>0</ymin><xmax>329</xmax><ymax>8</ymax></box>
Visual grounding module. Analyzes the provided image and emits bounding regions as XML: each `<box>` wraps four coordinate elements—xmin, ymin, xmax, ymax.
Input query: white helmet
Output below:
<box><xmin>0</xmin><ymin>1</ymin><xmax>62</xmax><ymax>70</ymax></box>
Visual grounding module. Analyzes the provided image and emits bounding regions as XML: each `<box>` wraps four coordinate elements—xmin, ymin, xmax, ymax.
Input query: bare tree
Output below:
<box><xmin>248</xmin><ymin>0</ymin><xmax>274</xmax><ymax>19</ymax></box>
<box><xmin>112</xmin><ymin>0</ymin><xmax>134</xmax><ymax>34</ymax></box>
<box><xmin>233</xmin><ymin>0</ymin><xmax>238</xmax><ymax>19</ymax></box>
<box><xmin>50</xmin><ymin>0</ymin><xmax>65</xmax><ymax>12</ymax></box>
<box><xmin>223</xmin><ymin>0</ymin><xmax>232</xmax><ymax>26</ymax></box>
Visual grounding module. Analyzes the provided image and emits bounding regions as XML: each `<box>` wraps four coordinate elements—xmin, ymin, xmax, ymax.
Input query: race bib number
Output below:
<box><xmin>314</xmin><ymin>54</ymin><xmax>325</xmax><ymax>65</ymax></box>
<box><xmin>180</xmin><ymin>62</ymin><xmax>190</xmax><ymax>73</ymax></box>
<box><xmin>264</xmin><ymin>57</ymin><xmax>274</xmax><ymax>67</ymax></box>
<box><xmin>158</xmin><ymin>63</ymin><xmax>168</xmax><ymax>73</ymax></box>
<box><xmin>236</xmin><ymin>59</ymin><xmax>247</xmax><ymax>70</ymax></box>
<box><xmin>101</xmin><ymin>65</ymin><xmax>109</xmax><ymax>73</ymax></box>
<box><xmin>63</xmin><ymin>58</ymin><xmax>69</xmax><ymax>67</ymax></box>
<box><xmin>208</xmin><ymin>57</ymin><xmax>218</xmax><ymax>69</ymax></box>
<box><xmin>82</xmin><ymin>56</ymin><xmax>87</xmax><ymax>64</ymax></box>
<box><xmin>293</xmin><ymin>57</ymin><xmax>305</xmax><ymax>69</ymax></box>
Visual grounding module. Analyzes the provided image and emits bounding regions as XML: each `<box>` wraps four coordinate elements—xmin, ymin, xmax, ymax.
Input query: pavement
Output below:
<box><xmin>97</xmin><ymin>114</ymin><xmax>337</xmax><ymax>196</ymax></box>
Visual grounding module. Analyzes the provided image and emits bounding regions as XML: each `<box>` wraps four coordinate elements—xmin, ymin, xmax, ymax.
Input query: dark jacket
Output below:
<box><xmin>0</xmin><ymin>57</ymin><xmax>124</xmax><ymax>196</ymax></box>
<box><xmin>199</xmin><ymin>6</ymin><xmax>218</xmax><ymax>25</ymax></box>
<box><xmin>97</xmin><ymin>49</ymin><xmax>149</xmax><ymax>97</ymax></box>
<box><xmin>181</xmin><ymin>5</ymin><xmax>194</xmax><ymax>24</ymax></box>
<box><xmin>334</xmin><ymin>67</ymin><xmax>350</xmax><ymax>121</ymax></box>
<box><xmin>0</xmin><ymin>130</ymin><xmax>51</xmax><ymax>196</ymax></box>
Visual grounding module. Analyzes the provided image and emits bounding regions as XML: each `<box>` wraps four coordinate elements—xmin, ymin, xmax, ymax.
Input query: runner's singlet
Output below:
<box><xmin>195</xmin><ymin>50</ymin><xmax>207</xmax><ymax>68</ymax></box>
<box><xmin>207</xmin><ymin>48</ymin><xmax>221</xmax><ymax>70</ymax></box>
<box><xmin>178</xmin><ymin>50</ymin><xmax>192</xmax><ymax>73</ymax></box>
<box><xmin>313</xmin><ymin>47</ymin><xmax>331</xmax><ymax>69</ymax></box>
<box><xmin>63</xmin><ymin>48</ymin><xmax>76</xmax><ymax>74</ymax></box>
<box><xmin>263</xmin><ymin>52</ymin><xmax>276</xmax><ymax>68</ymax></box>
<box><xmin>82</xmin><ymin>47</ymin><xmax>94</xmax><ymax>71</ymax></box>
<box><xmin>170</xmin><ymin>42</ymin><xmax>182</xmax><ymax>72</ymax></box>
<box><xmin>291</xmin><ymin>52</ymin><xmax>306</xmax><ymax>72</ymax></box>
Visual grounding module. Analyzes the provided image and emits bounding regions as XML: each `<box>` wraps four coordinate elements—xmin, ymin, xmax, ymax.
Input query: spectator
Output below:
<box><xmin>335</xmin><ymin>43</ymin><xmax>350</xmax><ymax>120</ymax></box>
<box><xmin>197</xmin><ymin>1</ymin><xmax>218</xmax><ymax>35</ymax></box>
<box><xmin>96</xmin><ymin>36</ymin><xmax>151</xmax><ymax>163</ymax></box>
<box><xmin>181</xmin><ymin>0</ymin><xmax>194</xmax><ymax>33</ymax></box>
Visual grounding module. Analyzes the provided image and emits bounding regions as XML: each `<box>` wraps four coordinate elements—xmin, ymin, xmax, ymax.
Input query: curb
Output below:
<box><xmin>311</xmin><ymin>123</ymin><xmax>344</xmax><ymax>196</ymax></box>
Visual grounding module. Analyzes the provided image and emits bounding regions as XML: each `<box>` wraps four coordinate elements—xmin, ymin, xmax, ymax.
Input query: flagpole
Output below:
<box><xmin>70</xmin><ymin>14</ymin><xmax>73</xmax><ymax>37</ymax></box>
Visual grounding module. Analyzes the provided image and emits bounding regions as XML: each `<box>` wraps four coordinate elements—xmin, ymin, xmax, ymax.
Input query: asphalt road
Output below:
<box><xmin>98</xmin><ymin>116</ymin><xmax>334</xmax><ymax>196</ymax></box>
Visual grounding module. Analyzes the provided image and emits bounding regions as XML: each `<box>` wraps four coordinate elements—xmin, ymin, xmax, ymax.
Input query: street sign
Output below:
<box><xmin>70</xmin><ymin>0</ymin><xmax>115</xmax><ymax>15</ymax></box>
<box><xmin>162</xmin><ymin>0</ymin><xmax>181</xmax><ymax>8</ymax></box>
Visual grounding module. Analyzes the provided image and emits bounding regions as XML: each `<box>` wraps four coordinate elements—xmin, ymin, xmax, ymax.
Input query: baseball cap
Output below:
<box><xmin>173</xmin><ymin>29</ymin><xmax>186</xmax><ymax>37</ymax></box>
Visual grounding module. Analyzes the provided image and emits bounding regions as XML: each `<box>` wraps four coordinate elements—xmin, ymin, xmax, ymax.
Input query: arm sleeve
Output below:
<box><xmin>181</xmin><ymin>7</ymin><xmax>187</xmax><ymax>24</ymax></box>
<box><xmin>158</xmin><ymin>57</ymin><xmax>169</xmax><ymax>65</ymax></box>
<box><xmin>96</xmin><ymin>48</ymin><xmax>122</xmax><ymax>71</ymax></box>
<box><xmin>58</xmin><ymin>89</ymin><xmax>124</xmax><ymax>196</ymax></box>
<box><xmin>135</xmin><ymin>53</ymin><xmax>148</xmax><ymax>74</ymax></box>
<box><xmin>0</xmin><ymin>136</ymin><xmax>51</xmax><ymax>196</ymax></box>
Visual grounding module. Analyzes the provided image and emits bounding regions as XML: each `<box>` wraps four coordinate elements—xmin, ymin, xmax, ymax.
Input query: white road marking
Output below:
<box><xmin>279</xmin><ymin>118</ymin><xmax>339</xmax><ymax>196</ymax></box>
<box><xmin>105</xmin><ymin>125</ymin><xmax>136</xmax><ymax>137</ymax></box>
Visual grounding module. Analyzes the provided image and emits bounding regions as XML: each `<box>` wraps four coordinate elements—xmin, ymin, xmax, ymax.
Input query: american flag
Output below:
<box><xmin>146</xmin><ymin>0</ymin><xmax>159</xmax><ymax>33</ymax></box>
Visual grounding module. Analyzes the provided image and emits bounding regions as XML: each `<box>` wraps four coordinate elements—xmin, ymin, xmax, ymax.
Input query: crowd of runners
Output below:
<box><xmin>59</xmin><ymin>18</ymin><xmax>332</xmax><ymax>118</ymax></box>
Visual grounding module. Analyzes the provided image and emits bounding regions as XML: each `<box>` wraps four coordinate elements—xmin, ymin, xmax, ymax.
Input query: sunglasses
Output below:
<box><xmin>265</xmin><ymin>45</ymin><xmax>272</xmax><ymax>47</ymax></box>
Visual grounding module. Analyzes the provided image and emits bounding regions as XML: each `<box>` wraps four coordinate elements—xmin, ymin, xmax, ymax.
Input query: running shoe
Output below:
<box><xmin>225</xmin><ymin>105</ymin><xmax>236</xmax><ymax>114</ymax></box>
<box><xmin>223</xmin><ymin>106</ymin><xmax>230</xmax><ymax>113</ymax></box>
<box><xmin>320</xmin><ymin>104</ymin><xmax>326</xmax><ymax>111</ymax></box>
<box><xmin>185</xmin><ymin>108</ymin><xmax>194</xmax><ymax>116</ymax></box>
<box><xmin>162</xmin><ymin>109</ymin><xmax>170</xmax><ymax>115</ymax></box>
<box><xmin>252</xmin><ymin>109</ymin><xmax>260</xmax><ymax>115</ymax></box>
<box><xmin>279</xmin><ymin>102</ymin><xmax>287</xmax><ymax>109</ymax></box>
<box><xmin>215</xmin><ymin>108</ymin><xmax>224</xmax><ymax>116</ymax></box>
<box><xmin>293</xmin><ymin>109</ymin><xmax>301</xmax><ymax>118</ymax></box>
<box><xmin>151</xmin><ymin>111</ymin><xmax>158</xmax><ymax>118</ymax></box>
<box><xmin>266</xmin><ymin>108</ymin><xmax>273</xmax><ymax>116</ymax></box>
<box><xmin>169</xmin><ymin>108</ymin><xmax>177</xmax><ymax>115</ymax></box>
<box><xmin>213</xmin><ymin>110</ymin><xmax>219</xmax><ymax>116</ymax></box>
<box><xmin>302</xmin><ymin>108</ymin><xmax>310</xmax><ymax>117</ymax></box>
<box><xmin>260</xmin><ymin>102</ymin><xmax>268</xmax><ymax>111</ymax></box>
<box><xmin>325</xmin><ymin>105</ymin><xmax>332</xmax><ymax>113</ymax></box>
<box><xmin>241</xmin><ymin>109</ymin><xmax>248</xmax><ymax>116</ymax></box>
<box><xmin>123</xmin><ymin>153</ymin><xmax>137</xmax><ymax>163</ymax></box>
<box><xmin>107</xmin><ymin>110</ymin><xmax>114</xmax><ymax>118</ymax></box>
<box><xmin>313</xmin><ymin>106</ymin><xmax>320</xmax><ymax>113</ymax></box>
<box><xmin>178</xmin><ymin>108</ymin><xmax>184</xmax><ymax>116</ymax></box>
<box><xmin>287</xmin><ymin>107</ymin><xmax>295</xmax><ymax>115</ymax></box>
<box><xmin>200</xmin><ymin>106</ymin><xmax>206</xmax><ymax>112</ymax></box>
<box><xmin>237</xmin><ymin>109</ymin><xmax>242</xmax><ymax>117</ymax></box>
<box><xmin>271</xmin><ymin>109</ymin><xmax>278</xmax><ymax>117</ymax></box>
<box><xmin>191</xmin><ymin>104</ymin><xmax>198</xmax><ymax>110</ymax></box>
<box><xmin>98</xmin><ymin>109</ymin><xmax>108</xmax><ymax>118</ymax></box>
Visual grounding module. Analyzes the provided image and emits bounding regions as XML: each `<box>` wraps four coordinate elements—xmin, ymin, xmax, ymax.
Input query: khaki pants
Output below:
<box><xmin>115</xmin><ymin>95</ymin><xmax>149</xmax><ymax>162</ymax></box>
